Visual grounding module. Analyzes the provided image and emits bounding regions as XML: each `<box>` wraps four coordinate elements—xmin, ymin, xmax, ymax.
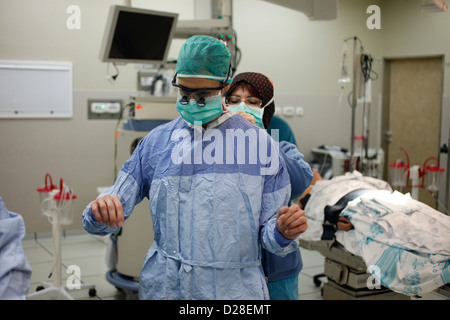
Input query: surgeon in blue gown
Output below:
<box><xmin>82</xmin><ymin>35</ymin><xmax>308</xmax><ymax>300</ymax></box>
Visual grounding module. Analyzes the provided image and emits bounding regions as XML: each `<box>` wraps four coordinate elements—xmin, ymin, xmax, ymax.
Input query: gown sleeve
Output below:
<box><xmin>82</xmin><ymin>138</ymin><xmax>152</xmax><ymax>236</ymax></box>
<box><xmin>279</xmin><ymin>140</ymin><xmax>313</xmax><ymax>201</ymax></box>
<box><xmin>258</xmin><ymin>139</ymin><xmax>299</xmax><ymax>257</ymax></box>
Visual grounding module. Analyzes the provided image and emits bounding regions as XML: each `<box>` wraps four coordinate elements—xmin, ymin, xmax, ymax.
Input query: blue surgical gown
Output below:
<box><xmin>0</xmin><ymin>197</ymin><xmax>32</xmax><ymax>300</ymax></box>
<box><xmin>83</xmin><ymin>114</ymin><xmax>298</xmax><ymax>300</ymax></box>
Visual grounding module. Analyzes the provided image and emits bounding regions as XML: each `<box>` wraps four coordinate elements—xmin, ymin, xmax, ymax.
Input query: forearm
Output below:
<box><xmin>82</xmin><ymin>205</ymin><xmax>119</xmax><ymax>236</ymax></box>
<box><xmin>260</xmin><ymin>218</ymin><xmax>299</xmax><ymax>257</ymax></box>
<box><xmin>82</xmin><ymin>171</ymin><xmax>142</xmax><ymax>236</ymax></box>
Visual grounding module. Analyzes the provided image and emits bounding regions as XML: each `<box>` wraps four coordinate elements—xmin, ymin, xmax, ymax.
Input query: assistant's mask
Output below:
<box><xmin>176</xmin><ymin>92</ymin><xmax>223</xmax><ymax>125</ymax></box>
<box><xmin>227</xmin><ymin>96</ymin><xmax>274</xmax><ymax>129</ymax></box>
<box><xmin>228</xmin><ymin>103</ymin><xmax>264</xmax><ymax>128</ymax></box>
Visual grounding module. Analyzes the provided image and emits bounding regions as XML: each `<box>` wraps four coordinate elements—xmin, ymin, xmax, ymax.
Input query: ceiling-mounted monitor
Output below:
<box><xmin>99</xmin><ymin>5</ymin><xmax>178</xmax><ymax>64</ymax></box>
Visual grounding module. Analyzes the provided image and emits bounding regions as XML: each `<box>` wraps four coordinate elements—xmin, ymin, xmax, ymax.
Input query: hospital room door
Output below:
<box><xmin>382</xmin><ymin>56</ymin><xmax>444</xmax><ymax>209</ymax></box>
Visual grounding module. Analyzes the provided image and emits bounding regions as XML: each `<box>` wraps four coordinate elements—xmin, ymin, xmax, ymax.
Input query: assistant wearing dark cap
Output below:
<box><xmin>225</xmin><ymin>72</ymin><xmax>275</xmax><ymax>130</ymax></box>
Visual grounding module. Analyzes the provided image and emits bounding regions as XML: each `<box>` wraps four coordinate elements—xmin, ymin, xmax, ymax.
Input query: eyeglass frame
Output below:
<box><xmin>225</xmin><ymin>96</ymin><xmax>263</xmax><ymax>107</ymax></box>
<box><xmin>171</xmin><ymin>65</ymin><xmax>231</xmax><ymax>107</ymax></box>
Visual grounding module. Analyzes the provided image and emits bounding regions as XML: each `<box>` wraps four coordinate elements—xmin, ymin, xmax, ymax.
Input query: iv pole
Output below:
<box><xmin>446</xmin><ymin>116</ymin><xmax>450</xmax><ymax>212</ymax></box>
<box><xmin>344</xmin><ymin>36</ymin><xmax>376</xmax><ymax>174</ymax></box>
<box><xmin>349</xmin><ymin>36</ymin><xmax>358</xmax><ymax>172</ymax></box>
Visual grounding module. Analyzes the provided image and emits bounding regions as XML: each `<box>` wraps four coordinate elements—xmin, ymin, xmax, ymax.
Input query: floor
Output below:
<box><xmin>22</xmin><ymin>231</ymin><xmax>447</xmax><ymax>300</ymax></box>
<box><xmin>22</xmin><ymin>230</ymin><xmax>326</xmax><ymax>300</ymax></box>
<box><xmin>24</xmin><ymin>231</ymin><xmax>138</xmax><ymax>300</ymax></box>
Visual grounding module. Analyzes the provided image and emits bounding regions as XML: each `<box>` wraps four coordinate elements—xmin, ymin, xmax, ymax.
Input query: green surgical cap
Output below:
<box><xmin>176</xmin><ymin>35</ymin><xmax>232</xmax><ymax>82</ymax></box>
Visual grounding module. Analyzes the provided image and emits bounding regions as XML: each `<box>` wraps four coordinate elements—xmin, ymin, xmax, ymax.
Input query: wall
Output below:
<box><xmin>382</xmin><ymin>0</ymin><xmax>450</xmax><ymax>96</ymax></box>
<box><xmin>233</xmin><ymin>0</ymin><xmax>384</xmax><ymax>165</ymax></box>
<box><xmin>0</xmin><ymin>0</ymin><xmax>196</xmax><ymax>234</ymax></box>
<box><xmin>234</xmin><ymin>0</ymin><xmax>384</xmax><ymax>95</ymax></box>
<box><xmin>381</xmin><ymin>0</ymin><xmax>450</xmax><ymax>212</ymax></box>
<box><xmin>0</xmin><ymin>0</ymin><xmax>448</xmax><ymax>234</ymax></box>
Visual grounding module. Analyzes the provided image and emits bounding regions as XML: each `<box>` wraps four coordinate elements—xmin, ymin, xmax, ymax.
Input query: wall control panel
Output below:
<box><xmin>88</xmin><ymin>99</ymin><xmax>122</xmax><ymax>119</ymax></box>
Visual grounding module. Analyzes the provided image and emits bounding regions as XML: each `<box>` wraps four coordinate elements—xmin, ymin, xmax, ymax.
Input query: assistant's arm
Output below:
<box><xmin>258</xmin><ymin>145</ymin><xmax>301</xmax><ymax>257</ymax></box>
<box><xmin>279</xmin><ymin>140</ymin><xmax>313</xmax><ymax>201</ymax></box>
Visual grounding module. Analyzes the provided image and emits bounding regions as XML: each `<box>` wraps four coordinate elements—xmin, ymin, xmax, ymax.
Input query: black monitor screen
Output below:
<box><xmin>107</xmin><ymin>10</ymin><xmax>176</xmax><ymax>62</ymax></box>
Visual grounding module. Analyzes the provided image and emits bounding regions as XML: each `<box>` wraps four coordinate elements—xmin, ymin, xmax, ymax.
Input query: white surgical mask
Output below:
<box><xmin>227</xmin><ymin>97</ymin><xmax>273</xmax><ymax>129</ymax></box>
